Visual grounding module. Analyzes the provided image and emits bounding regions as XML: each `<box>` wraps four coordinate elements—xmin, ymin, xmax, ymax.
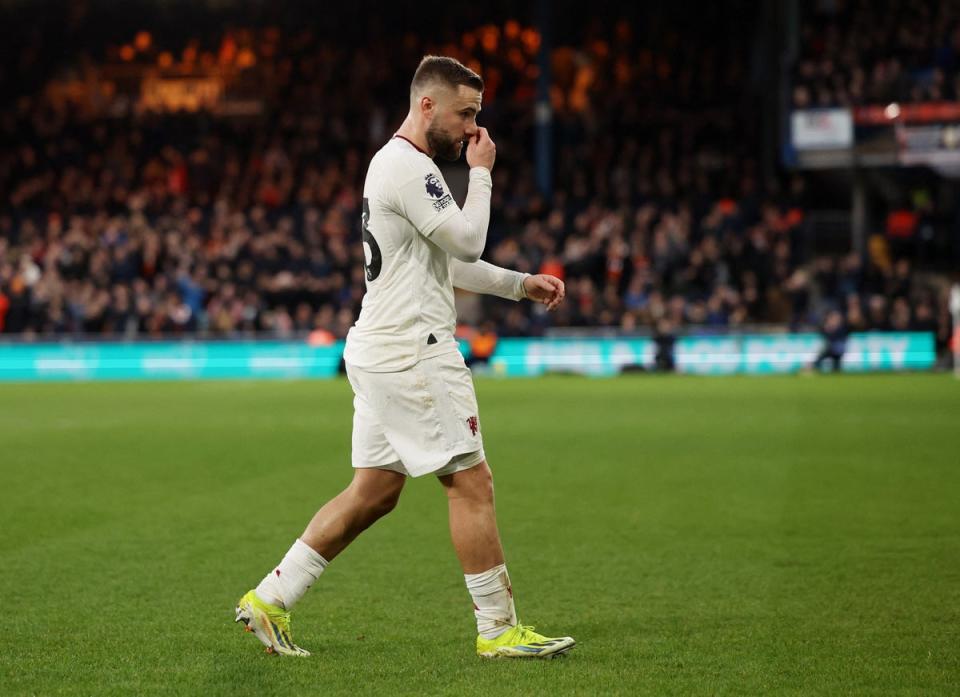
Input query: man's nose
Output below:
<box><xmin>464</xmin><ymin>124</ymin><xmax>478</xmax><ymax>137</ymax></box>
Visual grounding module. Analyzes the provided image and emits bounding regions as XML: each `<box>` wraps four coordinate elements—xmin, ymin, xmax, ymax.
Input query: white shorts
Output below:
<box><xmin>345</xmin><ymin>350</ymin><xmax>485</xmax><ymax>478</ymax></box>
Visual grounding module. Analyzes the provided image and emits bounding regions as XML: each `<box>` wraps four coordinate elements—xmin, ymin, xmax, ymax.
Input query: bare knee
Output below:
<box><xmin>441</xmin><ymin>461</ymin><xmax>495</xmax><ymax>505</ymax></box>
<box><xmin>368</xmin><ymin>486</ymin><xmax>402</xmax><ymax>517</ymax></box>
<box><xmin>348</xmin><ymin>470</ymin><xmax>405</xmax><ymax>520</ymax></box>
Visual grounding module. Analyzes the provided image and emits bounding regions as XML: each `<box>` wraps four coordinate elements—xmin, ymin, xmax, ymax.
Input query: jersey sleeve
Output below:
<box><xmin>450</xmin><ymin>258</ymin><xmax>528</xmax><ymax>300</ymax></box>
<box><xmin>394</xmin><ymin>162</ymin><xmax>461</xmax><ymax>237</ymax></box>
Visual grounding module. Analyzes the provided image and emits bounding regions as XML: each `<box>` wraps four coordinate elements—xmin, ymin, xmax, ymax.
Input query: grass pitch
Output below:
<box><xmin>1</xmin><ymin>374</ymin><xmax>958</xmax><ymax>696</ymax></box>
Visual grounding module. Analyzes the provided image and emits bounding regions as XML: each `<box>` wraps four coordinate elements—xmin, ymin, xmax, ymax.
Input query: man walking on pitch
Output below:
<box><xmin>235</xmin><ymin>56</ymin><xmax>573</xmax><ymax>659</ymax></box>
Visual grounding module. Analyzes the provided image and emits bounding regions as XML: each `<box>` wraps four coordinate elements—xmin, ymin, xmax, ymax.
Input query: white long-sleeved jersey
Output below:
<box><xmin>343</xmin><ymin>136</ymin><xmax>527</xmax><ymax>372</ymax></box>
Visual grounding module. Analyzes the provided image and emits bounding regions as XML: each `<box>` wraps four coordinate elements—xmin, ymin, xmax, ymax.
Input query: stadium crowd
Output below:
<box><xmin>792</xmin><ymin>0</ymin><xmax>960</xmax><ymax>107</ymax></box>
<box><xmin>0</xmin><ymin>9</ymin><xmax>955</xmax><ymax>361</ymax></box>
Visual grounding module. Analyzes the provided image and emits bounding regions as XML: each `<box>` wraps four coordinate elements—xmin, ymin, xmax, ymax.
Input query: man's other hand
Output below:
<box><xmin>522</xmin><ymin>274</ymin><xmax>565</xmax><ymax>311</ymax></box>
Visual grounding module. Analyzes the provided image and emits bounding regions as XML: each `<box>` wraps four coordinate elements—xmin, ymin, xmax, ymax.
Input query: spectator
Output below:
<box><xmin>811</xmin><ymin>309</ymin><xmax>848</xmax><ymax>373</ymax></box>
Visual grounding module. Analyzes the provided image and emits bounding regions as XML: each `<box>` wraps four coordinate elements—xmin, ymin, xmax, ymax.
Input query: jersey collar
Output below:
<box><xmin>393</xmin><ymin>134</ymin><xmax>430</xmax><ymax>156</ymax></box>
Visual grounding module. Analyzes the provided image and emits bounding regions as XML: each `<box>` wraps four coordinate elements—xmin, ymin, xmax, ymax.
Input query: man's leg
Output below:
<box><xmin>830</xmin><ymin>353</ymin><xmax>843</xmax><ymax>373</ymax></box>
<box><xmin>439</xmin><ymin>460</ymin><xmax>574</xmax><ymax>657</ymax></box>
<box><xmin>255</xmin><ymin>467</ymin><xmax>406</xmax><ymax>608</ymax></box>
<box><xmin>301</xmin><ymin>467</ymin><xmax>406</xmax><ymax>561</ymax></box>
<box><xmin>237</xmin><ymin>468</ymin><xmax>405</xmax><ymax>655</ymax></box>
<box><xmin>439</xmin><ymin>460</ymin><xmax>503</xmax><ymax>573</ymax></box>
<box><xmin>813</xmin><ymin>349</ymin><xmax>828</xmax><ymax>371</ymax></box>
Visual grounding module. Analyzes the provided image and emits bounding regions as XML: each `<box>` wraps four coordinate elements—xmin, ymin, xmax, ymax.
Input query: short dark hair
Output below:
<box><xmin>410</xmin><ymin>56</ymin><xmax>483</xmax><ymax>96</ymax></box>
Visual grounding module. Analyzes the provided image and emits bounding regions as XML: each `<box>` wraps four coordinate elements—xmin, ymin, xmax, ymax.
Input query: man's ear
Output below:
<box><xmin>419</xmin><ymin>95</ymin><xmax>435</xmax><ymax>119</ymax></box>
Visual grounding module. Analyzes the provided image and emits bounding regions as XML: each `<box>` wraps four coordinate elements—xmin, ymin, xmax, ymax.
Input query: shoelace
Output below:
<box><xmin>512</xmin><ymin>624</ymin><xmax>541</xmax><ymax>643</ymax></box>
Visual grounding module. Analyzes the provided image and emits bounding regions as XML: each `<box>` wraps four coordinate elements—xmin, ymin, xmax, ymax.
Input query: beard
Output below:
<box><xmin>426</xmin><ymin>125</ymin><xmax>464</xmax><ymax>161</ymax></box>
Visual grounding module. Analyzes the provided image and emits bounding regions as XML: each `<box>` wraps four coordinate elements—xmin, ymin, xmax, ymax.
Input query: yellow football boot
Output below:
<box><xmin>234</xmin><ymin>590</ymin><xmax>310</xmax><ymax>657</ymax></box>
<box><xmin>476</xmin><ymin>624</ymin><xmax>575</xmax><ymax>658</ymax></box>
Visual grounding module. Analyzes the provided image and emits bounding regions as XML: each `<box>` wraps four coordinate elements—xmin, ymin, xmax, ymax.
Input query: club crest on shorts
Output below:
<box><xmin>466</xmin><ymin>415</ymin><xmax>479</xmax><ymax>436</ymax></box>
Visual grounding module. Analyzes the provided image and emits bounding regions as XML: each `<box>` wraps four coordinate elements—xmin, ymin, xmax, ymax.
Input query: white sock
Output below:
<box><xmin>255</xmin><ymin>539</ymin><xmax>329</xmax><ymax>610</ymax></box>
<box><xmin>465</xmin><ymin>563</ymin><xmax>518</xmax><ymax>639</ymax></box>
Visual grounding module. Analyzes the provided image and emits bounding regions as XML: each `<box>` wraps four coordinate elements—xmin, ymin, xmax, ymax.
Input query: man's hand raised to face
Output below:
<box><xmin>466</xmin><ymin>127</ymin><xmax>496</xmax><ymax>171</ymax></box>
